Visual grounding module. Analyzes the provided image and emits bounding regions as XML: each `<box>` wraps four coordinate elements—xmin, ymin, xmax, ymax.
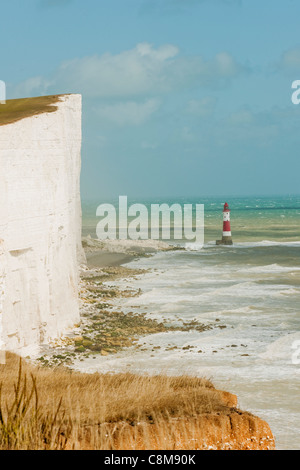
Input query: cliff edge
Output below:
<box><xmin>0</xmin><ymin>94</ymin><xmax>85</xmax><ymax>355</ymax></box>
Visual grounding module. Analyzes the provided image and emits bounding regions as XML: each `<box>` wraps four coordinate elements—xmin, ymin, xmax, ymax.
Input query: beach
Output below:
<box><xmin>86</xmin><ymin>251</ymin><xmax>136</xmax><ymax>268</ymax></box>
<box><xmin>35</xmin><ymin>195</ymin><xmax>300</xmax><ymax>450</ymax></box>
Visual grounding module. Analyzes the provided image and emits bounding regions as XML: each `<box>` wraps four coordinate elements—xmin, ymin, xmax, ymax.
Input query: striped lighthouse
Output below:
<box><xmin>216</xmin><ymin>202</ymin><xmax>233</xmax><ymax>245</ymax></box>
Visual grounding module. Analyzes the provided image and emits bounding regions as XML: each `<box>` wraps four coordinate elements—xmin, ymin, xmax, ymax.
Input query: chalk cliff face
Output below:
<box><xmin>0</xmin><ymin>94</ymin><xmax>85</xmax><ymax>355</ymax></box>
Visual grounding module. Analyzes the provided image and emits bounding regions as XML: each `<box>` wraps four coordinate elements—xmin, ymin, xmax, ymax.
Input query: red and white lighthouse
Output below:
<box><xmin>216</xmin><ymin>202</ymin><xmax>233</xmax><ymax>245</ymax></box>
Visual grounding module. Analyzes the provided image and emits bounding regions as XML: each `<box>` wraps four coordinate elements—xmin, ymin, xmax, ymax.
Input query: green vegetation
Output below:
<box><xmin>0</xmin><ymin>95</ymin><xmax>65</xmax><ymax>126</ymax></box>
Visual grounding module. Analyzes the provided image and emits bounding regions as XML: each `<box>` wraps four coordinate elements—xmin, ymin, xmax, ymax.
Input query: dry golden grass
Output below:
<box><xmin>0</xmin><ymin>95</ymin><xmax>65</xmax><ymax>126</ymax></box>
<box><xmin>0</xmin><ymin>352</ymin><xmax>235</xmax><ymax>450</ymax></box>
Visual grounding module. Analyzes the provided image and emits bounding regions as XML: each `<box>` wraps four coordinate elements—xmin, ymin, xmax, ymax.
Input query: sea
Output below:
<box><xmin>81</xmin><ymin>195</ymin><xmax>300</xmax><ymax>450</ymax></box>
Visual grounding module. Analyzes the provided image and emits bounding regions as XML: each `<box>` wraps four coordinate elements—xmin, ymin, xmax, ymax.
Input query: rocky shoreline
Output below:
<box><xmin>36</xmin><ymin>246</ymin><xmax>225</xmax><ymax>368</ymax></box>
<box><xmin>33</xmin><ymin>237</ymin><xmax>276</xmax><ymax>450</ymax></box>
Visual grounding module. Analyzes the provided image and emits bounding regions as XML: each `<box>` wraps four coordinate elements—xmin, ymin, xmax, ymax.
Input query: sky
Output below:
<box><xmin>1</xmin><ymin>0</ymin><xmax>300</xmax><ymax>200</ymax></box>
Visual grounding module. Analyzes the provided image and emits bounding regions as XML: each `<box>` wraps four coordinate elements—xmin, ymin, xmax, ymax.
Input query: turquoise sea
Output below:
<box><xmin>81</xmin><ymin>195</ymin><xmax>300</xmax><ymax>450</ymax></box>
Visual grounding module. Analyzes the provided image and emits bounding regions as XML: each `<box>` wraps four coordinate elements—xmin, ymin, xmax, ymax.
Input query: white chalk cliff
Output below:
<box><xmin>0</xmin><ymin>94</ymin><xmax>85</xmax><ymax>355</ymax></box>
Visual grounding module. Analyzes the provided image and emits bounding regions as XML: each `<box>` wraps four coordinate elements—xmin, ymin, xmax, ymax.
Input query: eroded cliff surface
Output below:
<box><xmin>0</xmin><ymin>94</ymin><xmax>85</xmax><ymax>354</ymax></box>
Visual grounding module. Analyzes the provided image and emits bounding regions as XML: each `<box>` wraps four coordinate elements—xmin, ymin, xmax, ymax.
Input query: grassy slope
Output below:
<box><xmin>0</xmin><ymin>95</ymin><xmax>66</xmax><ymax>126</ymax></box>
<box><xmin>0</xmin><ymin>352</ymin><xmax>235</xmax><ymax>450</ymax></box>
<box><xmin>0</xmin><ymin>353</ymin><xmax>275</xmax><ymax>450</ymax></box>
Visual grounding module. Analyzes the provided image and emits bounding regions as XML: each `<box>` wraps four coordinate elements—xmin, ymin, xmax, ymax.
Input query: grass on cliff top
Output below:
<box><xmin>0</xmin><ymin>352</ymin><xmax>233</xmax><ymax>450</ymax></box>
<box><xmin>0</xmin><ymin>95</ymin><xmax>66</xmax><ymax>126</ymax></box>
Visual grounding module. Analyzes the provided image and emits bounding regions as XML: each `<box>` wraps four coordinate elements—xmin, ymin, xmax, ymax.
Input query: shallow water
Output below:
<box><xmin>79</xmin><ymin>195</ymin><xmax>300</xmax><ymax>450</ymax></box>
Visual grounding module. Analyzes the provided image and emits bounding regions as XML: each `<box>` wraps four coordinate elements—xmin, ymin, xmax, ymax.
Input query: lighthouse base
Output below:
<box><xmin>216</xmin><ymin>236</ymin><xmax>233</xmax><ymax>246</ymax></box>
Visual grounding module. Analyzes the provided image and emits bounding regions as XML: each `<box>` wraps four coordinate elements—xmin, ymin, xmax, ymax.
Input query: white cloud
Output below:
<box><xmin>13</xmin><ymin>43</ymin><xmax>247</xmax><ymax>99</ymax></box>
<box><xmin>213</xmin><ymin>106</ymin><xmax>291</xmax><ymax>147</ymax></box>
<box><xmin>49</xmin><ymin>43</ymin><xmax>181</xmax><ymax>98</ymax></box>
<box><xmin>186</xmin><ymin>96</ymin><xmax>217</xmax><ymax>117</ymax></box>
<box><xmin>278</xmin><ymin>47</ymin><xmax>300</xmax><ymax>72</ymax></box>
<box><xmin>141</xmin><ymin>141</ymin><xmax>157</xmax><ymax>150</ymax></box>
<box><xmin>181</xmin><ymin>126</ymin><xmax>196</xmax><ymax>142</ymax></box>
<box><xmin>94</xmin><ymin>98</ymin><xmax>161</xmax><ymax>126</ymax></box>
<box><xmin>11</xmin><ymin>76</ymin><xmax>51</xmax><ymax>99</ymax></box>
<box><xmin>214</xmin><ymin>52</ymin><xmax>240</xmax><ymax>77</ymax></box>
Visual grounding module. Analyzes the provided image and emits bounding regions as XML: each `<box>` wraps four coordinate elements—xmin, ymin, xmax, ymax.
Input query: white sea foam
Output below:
<box><xmin>230</xmin><ymin>240</ymin><xmax>300</xmax><ymax>248</ymax></box>
<box><xmin>79</xmin><ymin>229</ymin><xmax>300</xmax><ymax>449</ymax></box>
<box><xmin>185</xmin><ymin>242</ymin><xmax>205</xmax><ymax>251</ymax></box>
<box><xmin>184</xmin><ymin>239</ymin><xmax>300</xmax><ymax>251</ymax></box>
<box><xmin>258</xmin><ymin>332</ymin><xmax>300</xmax><ymax>362</ymax></box>
<box><xmin>238</xmin><ymin>264</ymin><xmax>300</xmax><ymax>274</ymax></box>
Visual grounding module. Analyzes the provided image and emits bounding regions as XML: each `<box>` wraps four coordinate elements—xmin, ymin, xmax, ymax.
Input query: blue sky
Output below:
<box><xmin>2</xmin><ymin>0</ymin><xmax>300</xmax><ymax>199</ymax></box>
